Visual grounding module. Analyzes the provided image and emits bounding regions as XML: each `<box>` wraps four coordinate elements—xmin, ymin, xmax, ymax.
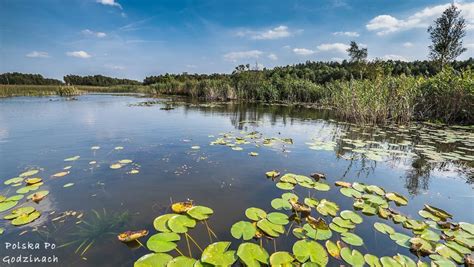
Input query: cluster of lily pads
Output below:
<box><xmin>306</xmin><ymin>122</ymin><xmax>474</xmax><ymax>165</ymax></box>
<box><xmin>209</xmin><ymin>131</ymin><xmax>292</xmax><ymax>155</ymax></box>
<box><xmin>131</xmin><ymin>171</ymin><xmax>473</xmax><ymax>266</ymax></box>
<box><xmin>0</xmin><ymin>169</ymin><xmax>49</xmax><ymax>230</ymax></box>
<box><xmin>0</xmin><ymin>145</ymin><xmax>141</xmax><ymax>235</ymax></box>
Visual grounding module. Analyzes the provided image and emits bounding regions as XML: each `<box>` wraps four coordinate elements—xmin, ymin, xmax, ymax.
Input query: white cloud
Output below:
<box><xmin>105</xmin><ymin>64</ymin><xmax>125</xmax><ymax>70</ymax></box>
<box><xmin>268</xmin><ymin>53</ymin><xmax>278</xmax><ymax>60</ymax></box>
<box><xmin>82</xmin><ymin>29</ymin><xmax>107</xmax><ymax>38</ymax></box>
<box><xmin>26</xmin><ymin>51</ymin><xmax>49</xmax><ymax>58</ymax></box>
<box><xmin>317</xmin><ymin>43</ymin><xmax>350</xmax><ymax>54</ymax></box>
<box><xmin>367</xmin><ymin>2</ymin><xmax>474</xmax><ymax>35</ymax></box>
<box><xmin>293</xmin><ymin>48</ymin><xmax>315</xmax><ymax>55</ymax></box>
<box><xmin>97</xmin><ymin>0</ymin><xmax>122</xmax><ymax>9</ymax></box>
<box><xmin>223</xmin><ymin>50</ymin><xmax>263</xmax><ymax>62</ymax></box>
<box><xmin>382</xmin><ymin>54</ymin><xmax>409</xmax><ymax>61</ymax></box>
<box><xmin>66</xmin><ymin>51</ymin><xmax>91</xmax><ymax>58</ymax></box>
<box><xmin>333</xmin><ymin>31</ymin><xmax>360</xmax><ymax>37</ymax></box>
<box><xmin>185</xmin><ymin>64</ymin><xmax>197</xmax><ymax>68</ymax></box>
<box><xmin>237</xmin><ymin>25</ymin><xmax>299</xmax><ymax>40</ymax></box>
<box><xmin>403</xmin><ymin>42</ymin><xmax>414</xmax><ymax>48</ymax></box>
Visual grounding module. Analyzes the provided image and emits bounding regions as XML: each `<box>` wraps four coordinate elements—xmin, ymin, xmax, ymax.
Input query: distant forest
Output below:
<box><xmin>1</xmin><ymin>58</ymin><xmax>473</xmax><ymax>87</ymax></box>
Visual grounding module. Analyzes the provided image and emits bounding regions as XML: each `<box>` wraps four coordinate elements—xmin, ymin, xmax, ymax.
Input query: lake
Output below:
<box><xmin>0</xmin><ymin>94</ymin><xmax>472</xmax><ymax>266</ymax></box>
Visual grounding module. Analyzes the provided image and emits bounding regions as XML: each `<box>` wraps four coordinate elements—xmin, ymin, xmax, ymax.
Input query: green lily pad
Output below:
<box><xmin>201</xmin><ymin>242</ymin><xmax>237</xmax><ymax>266</ymax></box>
<box><xmin>271</xmin><ymin>198</ymin><xmax>292</xmax><ymax>210</ymax></box>
<box><xmin>434</xmin><ymin>244</ymin><xmax>464</xmax><ymax>264</ymax></box>
<box><xmin>340</xmin><ymin>210</ymin><xmax>363</xmax><ymax>224</ymax></box>
<box><xmin>366</xmin><ymin>185</ymin><xmax>385</xmax><ymax>196</ymax></box>
<box><xmin>303</xmin><ymin>223</ymin><xmax>332</xmax><ymax>240</ymax></box>
<box><xmin>423</xmin><ymin>205</ymin><xmax>452</xmax><ymax>220</ymax></box>
<box><xmin>276</xmin><ymin>182</ymin><xmax>294</xmax><ymax>190</ymax></box>
<box><xmin>385</xmin><ymin>192</ymin><xmax>408</xmax><ymax>206</ymax></box>
<box><xmin>146</xmin><ymin>232</ymin><xmax>180</xmax><ymax>252</ymax></box>
<box><xmin>4</xmin><ymin>206</ymin><xmax>35</xmax><ymax>220</ymax></box>
<box><xmin>265</xmin><ymin>171</ymin><xmax>280</xmax><ymax>178</ymax></box>
<box><xmin>380</xmin><ymin>256</ymin><xmax>402</xmax><ymax>267</ymax></box>
<box><xmin>340</xmin><ymin>247</ymin><xmax>365</xmax><ymax>267</ymax></box>
<box><xmin>340</xmin><ymin>188</ymin><xmax>362</xmax><ymax>198</ymax></box>
<box><xmin>0</xmin><ymin>201</ymin><xmax>18</xmax><ymax>212</ymax></box>
<box><xmin>153</xmin><ymin>214</ymin><xmax>174</xmax><ymax>232</ymax></box>
<box><xmin>186</xmin><ymin>206</ymin><xmax>213</xmax><ymax>220</ymax></box>
<box><xmin>245</xmin><ymin>207</ymin><xmax>267</xmax><ymax>221</ymax></box>
<box><xmin>459</xmin><ymin>222</ymin><xmax>474</xmax><ymax>235</ymax></box>
<box><xmin>292</xmin><ymin>240</ymin><xmax>328</xmax><ymax>265</ymax></box>
<box><xmin>12</xmin><ymin>211</ymin><xmax>40</xmax><ymax>226</ymax></box>
<box><xmin>429</xmin><ymin>254</ymin><xmax>456</xmax><ymax>267</ymax></box>
<box><xmin>257</xmin><ymin>219</ymin><xmax>284</xmax><ymax>237</ymax></box>
<box><xmin>64</xmin><ymin>156</ymin><xmax>80</xmax><ymax>162</ymax></box>
<box><xmin>292</xmin><ymin>227</ymin><xmax>306</xmax><ymax>239</ymax></box>
<box><xmin>4</xmin><ymin>177</ymin><xmax>23</xmax><ymax>185</ymax></box>
<box><xmin>5</xmin><ymin>195</ymin><xmax>23</xmax><ymax>201</ymax></box>
<box><xmin>325</xmin><ymin>240</ymin><xmax>340</xmax><ymax>259</ymax></box>
<box><xmin>167</xmin><ymin>256</ymin><xmax>196</xmax><ymax>267</ymax></box>
<box><xmin>341</xmin><ymin>232</ymin><xmax>364</xmax><ymax>246</ymax></box>
<box><xmin>329</xmin><ymin>222</ymin><xmax>349</xmax><ymax>233</ymax></box>
<box><xmin>418</xmin><ymin>210</ymin><xmax>441</xmax><ymax>221</ymax></box>
<box><xmin>269</xmin><ymin>251</ymin><xmax>294</xmax><ymax>266</ymax></box>
<box><xmin>19</xmin><ymin>170</ymin><xmax>39</xmax><ymax>177</ymax></box>
<box><xmin>134</xmin><ymin>253</ymin><xmax>172</xmax><ymax>267</ymax></box>
<box><xmin>316</xmin><ymin>199</ymin><xmax>339</xmax><ymax>217</ymax></box>
<box><xmin>409</xmin><ymin>237</ymin><xmax>434</xmax><ymax>254</ymax></box>
<box><xmin>393</xmin><ymin>254</ymin><xmax>416</xmax><ymax>267</ymax></box>
<box><xmin>0</xmin><ymin>228</ymin><xmax>4</xmax><ymax>235</ymax></box>
<box><xmin>352</xmin><ymin>182</ymin><xmax>366</xmax><ymax>192</ymax></box>
<box><xmin>27</xmin><ymin>190</ymin><xmax>49</xmax><ymax>200</ymax></box>
<box><xmin>236</xmin><ymin>242</ymin><xmax>269</xmax><ymax>267</ymax></box>
<box><xmin>231</xmin><ymin>221</ymin><xmax>256</xmax><ymax>240</ymax></box>
<box><xmin>332</xmin><ymin>217</ymin><xmax>355</xmax><ymax>229</ymax></box>
<box><xmin>304</xmin><ymin>198</ymin><xmax>319</xmax><ymax>208</ymax></box>
<box><xmin>374</xmin><ymin>222</ymin><xmax>395</xmax><ymax>235</ymax></box>
<box><xmin>280</xmin><ymin>174</ymin><xmax>298</xmax><ymax>184</ymax></box>
<box><xmin>281</xmin><ymin>193</ymin><xmax>298</xmax><ymax>201</ymax></box>
<box><xmin>267</xmin><ymin>212</ymin><xmax>289</xmax><ymax>225</ymax></box>
<box><xmin>389</xmin><ymin>232</ymin><xmax>411</xmax><ymax>248</ymax></box>
<box><xmin>167</xmin><ymin>215</ymin><xmax>196</xmax><ymax>233</ymax></box>
<box><xmin>419</xmin><ymin>229</ymin><xmax>440</xmax><ymax>242</ymax></box>
<box><xmin>364</xmin><ymin>254</ymin><xmax>381</xmax><ymax>267</ymax></box>
<box><xmin>313</xmin><ymin>182</ymin><xmax>330</xmax><ymax>191</ymax></box>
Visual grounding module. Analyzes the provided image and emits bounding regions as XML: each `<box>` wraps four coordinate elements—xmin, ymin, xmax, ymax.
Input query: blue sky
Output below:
<box><xmin>1</xmin><ymin>0</ymin><xmax>473</xmax><ymax>80</ymax></box>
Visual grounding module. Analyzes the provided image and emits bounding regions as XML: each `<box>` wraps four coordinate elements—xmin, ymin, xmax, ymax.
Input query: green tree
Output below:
<box><xmin>347</xmin><ymin>41</ymin><xmax>368</xmax><ymax>63</ymax></box>
<box><xmin>427</xmin><ymin>4</ymin><xmax>467</xmax><ymax>67</ymax></box>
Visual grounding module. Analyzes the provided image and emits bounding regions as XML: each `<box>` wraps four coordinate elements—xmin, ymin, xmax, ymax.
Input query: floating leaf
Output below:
<box><xmin>341</xmin><ymin>232</ymin><xmax>364</xmax><ymax>246</ymax></box>
<box><xmin>329</xmin><ymin>222</ymin><xmax>349</xmax><ymax>233</ymax></box>
<box><xmin>292</xmin><ymin>240</ymin><xmax>328</xmax><ymax>265</ymax></box>
<box><xmin>201</xmin><ymin>242</ymin><xmax>237</xmax><ymax>266</ymax></box>
<box><xmin>25</xmin><ymin>177</ymin><xmax>42</xmax><ymax>185</ymax></box>
<box><xmin>64</xmin><ymin>156</ymin><xmax>80</xmax><ymax>162</ymax></box>
<box><xmin>434</xmin><ymin>244</ymin><xmax>464</xmax><ymax>264</ymax></box>
<box><xmin>280</xmin><ymin>174</ymin><xmax>298</xmax><ymax>184</ymax></box>
<box><xmin>313</xmin><ymin>182</ymin><xmax>330</xmax><ymax>191</ymax></box>
<box><xmin>237</xmin><ymin>242</ymin><xmax>269</xmax><ymax>267</ymax></box>
<box><xmin>52</xmin><ymin>171</ymin><xmax>69</xmax><ymax>178</ymax></box>
<box><xmin>12</xmin><ymin>211</ymin><xmax>40</xmax><ymax>226</ymax></box>
<box><xmin>380</xmin><ymin>256</ymin><xmax>402</xmax><ymax>267</ymax></box>
<box><xmin>153</xmin><ymin>214</ymin><xmax>174</xmax><ymax>232</ymax></box>
<box><xmin>374</xmin><ymin>222</ymin><xmax>395</xmax><ymax>235</ymax></box>
<box><xmin>316</xmin><ymin>199</ymin><xmax>339</xmax><ymax>217</ymax></box>
<box><xmin>249</xmin><ymin>152</ymin><xmax>259</xmax><ymax>157</ymax></box>
<box><xmin>110</xmin><ymin>163</ymin><xmax>123</xmax><ymax>169</ymax></box>
<box><xmin>167</xmin><ymin>256</ymin><xmax>196</xmax><ymax>267</ymax></box>
<box><xmin>118</xmin><ymin>230</ymin><xmax>149</xmax><ymax>242</ymax></box>
<box><xmin>119</xmin><ymin>159</ymin><xmax>133</xmax><ymax>164</ymax></box>
<box><xmin>271</xmin><ymin>198</ymin><xmax>292</xmax><ymax>210</ymax></box>
<box><xmin>245</xmin><ymin>207</ymin><xmax>267</xmax><ymax>221</ymax></box>
<box><xmin>0</xmin><ymin>201</ymin><xmax>18</xmax><ymax>213</ymax></box>
<box><xmin>167</xmin><ymin>215</ymin><xmax>196</xmax><ymax>233</ymax></box>
<box><xmin>276</xmin><ymin>182</ymin><xmax>294</xmax><ymax>190</ymax></box>
<box><xmin>459</xmin><ymin>222</ymin><xmax>474</xmax><ymax>235</ymax></box>
<box><xmin>63</xmin><ymin>183</ymin><xmax>74</xmax><ymax>188</ymax></box>
<box><xmin>267</xmin><ymin>212</ymin><xmax>289</xmax><ymax>225</ymax></box>
<box><xmin>303</xmin><ymin>223</ymin><xmax>332</xmax><ymax>240</ymax></box>
<box><xmin>393</xmin><ymin>254</ymin><xmax>416</xmax><ymax>267</ymax></box>
<box><xmin>325</xmin><ymin>240</ymin><xmax>340</xmax><ymax>259</ymax></box>
<box><xmin>171</xmin><ymin>201</ymin><xmax>194</xmax><ymax>214</ymax></box>
<box><xmin>3</xmin><ymin>206</ymin><xmax>35</xmax><ymax>219</ymax></box>
<box><xmin>257</xmin><ymin>219</ymin><xmax>284</xmax><ymax>237</ymax></box>
<box><xmin>91</xmin><ymin>146</ymin><xmax>100</xmax><ymax>150</ymax></box>
<box><xmin>146</xmin><ymin>232</ymin><xmax>180</xmax><ymax>253</ymax></box>
<box><xmin>385</xmin><ymin>192</ymin><xmax>408</xmax><ymax>206</ymax></box>
<box><xmin>231</xmin><ymin>221</ymin><xmax>256</xmax><ymax>240</ymax></box>
<box><xmin>410</xmin><ymin>237</ymin><xmax>434</xmax><ymax>254</ymax></box>
<box><xmin>4</xmin><ymin>177</ymin><xmax>23</xmax><ymax>185</ymax></box>
<box><xmin>191</xmin><ymin>146</ymin><xmax>200</xmax><ymax>150</ymax></box>
<box><xmin>366</xmin><ymin>185</ymin><xmax>385</xmax><ymax>196</ymax></box>
<box><xmin>389</xmin><ymin>232</ymin><xmax>411</xmax><ymax>248</ymax></box>
<box><xmin>186</xmin><ymin>206</ymin><xmax>213</xmax><ymax>220</ymax></box>
<box><xmin>364</xmin><ymin>254</ymin><xmax>381</xmax><ymax>267</ymax></box>
<box><xmin>265</xmin><ymin>171</ymin><xmax>280</xmax><ymax>178</ymax></box>
<box><xmin>19</xmin><ymin>170</ymin><xmax>39</xmax><ymax>177</ymax></box>
<box><xmin>332</xmin><ymin>217</ymin><xmax>355</xmax><ymax>229</ymax></box>
<box><xmin>134</xmin><ymin>253</ymin><xmax>172</xmax><ymax>267</ymax></box>
<box><xmin>340</xmin><ymin>188</ymin><xmax>362</xmax><ymax>198</ymax></box>
<box><xmin>269</xmin><ymin>251</ymin><xmax>294</xmax><ymax>266</ymax></box>
<box><xmin>340</xmin><ymin>247</ymin><xmax>365</xmax><ymax>267</ymax></box>
<box><xmin>423</xmin><ymin>205</ymin><xmax>452</xmax><ymax>220</ymax></box>
<box><xmin>115</xmin><ymin>146</ymin><xmax>124</xmax><ymax>150</ymax></box>
<box><xmin>340</xmin><ymin>210</ymin><xmax>363</xmax><ymax>224</ymax></box>
<box><xmin>304</xmin><ymin>198</ymin><xmax>319</xmax><ymax>208</ymax></box>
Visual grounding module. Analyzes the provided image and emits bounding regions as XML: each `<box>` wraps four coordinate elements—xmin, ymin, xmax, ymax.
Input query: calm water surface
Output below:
<box><xmin>0</xmin><ymin>94</ymin><xmax>472</xmax><ymax>266</ymax></box>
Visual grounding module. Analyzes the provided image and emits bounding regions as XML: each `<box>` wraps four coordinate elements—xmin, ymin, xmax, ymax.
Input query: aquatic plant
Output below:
<box><xmin>132</xmin><ymin>171</ymin><xmax>474</xmax><ymax>266</ymax></box>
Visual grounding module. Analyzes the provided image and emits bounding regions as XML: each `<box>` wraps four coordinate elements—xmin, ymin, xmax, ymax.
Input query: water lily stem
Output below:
<box><xmin>273</xmin><ymin>239</ymin><xmax>276</xmax><ymax>252</ymax></box>
<box><xmin>185</xmin><ymin>233</ymin><xmax>192</xmax><ymax>257</ymax></box>
<box><xmin>204</xmin><ymin>220</ymin><xmax>218</xmax><ymax>240</ymax></box>
<box><xmin>186</xmin><ymin>233</ymin><xmax>203</xmax><ymax>252</ymax></box>
<box><xmin>174</xmin><ymin>247</ymin><xmax>184</xmax><ymax>256</ymax></box>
